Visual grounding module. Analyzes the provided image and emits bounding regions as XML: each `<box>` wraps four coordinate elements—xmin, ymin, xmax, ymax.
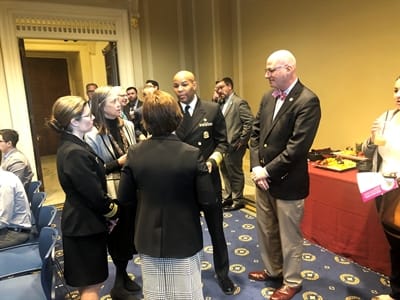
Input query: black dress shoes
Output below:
<box><xmin>224</xmin><ymin>203</ymin><xmax>245</xmax><ymax>212</ymax></box>
<box><xmin>124</xmin><ymin>278</ymin><xmax>141</xmax><ymax>292</ymax></box>
<box><xmin>110</xmin><ymin>287</ymin><xmax>140</xmax><ymax>300</ymax></box>
<box><xmin>216</xmin><ymin>275</ymin><xmax>236</xmax><ymax>295</ymax></box>
<box><xmin>221</xmin><ymin>199</ymin><xmax>233</xmax><ymax>208</ymax></box>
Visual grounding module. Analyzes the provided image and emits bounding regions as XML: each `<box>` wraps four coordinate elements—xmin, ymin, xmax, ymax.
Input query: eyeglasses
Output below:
<box><xmin>265</xmin><ymin>65</ymin><xmax>286</xmax><ymax>75</ymax></box>
<box><xmin>81</xmin><ymin>113</ymin><xmax>94</xmax><ymax>119</ymax></box>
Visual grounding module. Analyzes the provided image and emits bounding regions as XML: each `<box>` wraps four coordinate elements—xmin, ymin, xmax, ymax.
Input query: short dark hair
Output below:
<box><xmin>126</xmin><ymin>86</ymin><xmax>138</xmax><ymax>93</ymax></box>
<box><xmin>142</xmin><ymin>90</ymin><xmax>182</xmax><ymax>136</ymax></box>
<box><xmin>217</xmin><ymin>77</ymin><xmax>234</xmax><ymax>89</ymax></box>
<box><xmin>145</xmin><ymin>80</ymin><xmax>159</xmax><ymax>89</ymax></box>
<box><xmin>85</xmin><ymin>83</ymin><xmax>98</xmax><ymax>91</ymax></box>
<box><xmin>0</xmin><ymin>129</ymin><xmax>19</xmax><ymax>147</ymax></box>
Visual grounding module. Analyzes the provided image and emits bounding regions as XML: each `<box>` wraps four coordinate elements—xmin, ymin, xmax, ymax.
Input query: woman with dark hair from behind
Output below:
<box><xmin>48</xmin><ymin>96</ymin><xmax>119</xmax><ymax>300</ymax></box>
<box><xmin>118</xmin><ymin>90</ymin><xmax>218</xmax><ymax>299</ymax></box>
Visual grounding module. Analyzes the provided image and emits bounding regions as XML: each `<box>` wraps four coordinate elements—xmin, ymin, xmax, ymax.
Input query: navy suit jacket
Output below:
<box><xmin>175</xmin><ymin>98</ymin><xmax>228</xmax><ymax>160</ymax></box>
<box><xmin>249</xmin><ymin>80</ymin><xmax>321</xmax><ymax>200</ymax></box>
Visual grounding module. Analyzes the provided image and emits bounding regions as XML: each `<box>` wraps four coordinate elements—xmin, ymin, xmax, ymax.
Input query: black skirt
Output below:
<box><xmin>63</xmin><ymin>232</ymin><xmax>108</xmax><ymax>287</ymax></box>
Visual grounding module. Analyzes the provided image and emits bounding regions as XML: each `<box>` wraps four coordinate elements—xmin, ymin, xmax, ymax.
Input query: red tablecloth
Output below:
<box><xmin>301</xmin><ymin>164</ymin><xmax>391</xmax><ymax>275</ymax></box>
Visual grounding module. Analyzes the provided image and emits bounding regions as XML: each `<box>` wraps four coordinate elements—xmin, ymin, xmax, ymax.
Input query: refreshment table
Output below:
<box><xmin>301</xmin><ymin>163</ymin><xmax>391</xmax><ymax>275</ymax></box>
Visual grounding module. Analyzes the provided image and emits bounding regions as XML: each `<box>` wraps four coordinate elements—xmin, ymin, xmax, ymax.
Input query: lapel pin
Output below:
<box><xmin>289</xmin><ymin>97</ymin><xmax>294</xmax><ymax>102</ymax></box>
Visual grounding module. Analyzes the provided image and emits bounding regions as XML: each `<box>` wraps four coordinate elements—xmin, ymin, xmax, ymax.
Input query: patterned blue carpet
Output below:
<box><xmin>53</xmin><ymin>208</ymin><xmax>391</xmax><ymax>300</ymax></box>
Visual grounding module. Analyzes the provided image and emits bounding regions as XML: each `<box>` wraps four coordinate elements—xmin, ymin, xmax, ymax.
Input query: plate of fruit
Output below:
<box><xmin>313</xmin><ymin>157</ymin><xmax>357</xmax><ymax>172</ymax></box>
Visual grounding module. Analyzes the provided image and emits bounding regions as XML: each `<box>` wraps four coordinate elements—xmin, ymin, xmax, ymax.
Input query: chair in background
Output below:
<box><xmin>0</xmin><ymin>227</ymin><xmax>58</xmax><ymax>300</ymax></box>
<box><xmin>31</xmin><ymin>191</ymin><xmax>46</xmax><ymax>225</ymax></box>
<box><xmin>27</xmin><ymin>180</ymin><xmax>42</xmax><ymax>203</ymax></box>
<box><xmin>0</xmin><ymin>205</ymin><xmax>57</xmax><ymax>251</ymax></box>
<box><xmin>36</xmin><ymin>205</ymin><xmax>57</xmax><ymax>233</ymax></box>
<box><xmin>0</xmin><ymin>205</ymin><xmax>58</xmax><ymax>279</ymax></box>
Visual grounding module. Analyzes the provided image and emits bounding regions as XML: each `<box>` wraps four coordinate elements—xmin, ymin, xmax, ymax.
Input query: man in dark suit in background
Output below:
<box><xmin>215</xmin><ymin>77</ymin><xmax>254</xmax><ymax>211</ymax></box>
<box><xmin>173</xmin><ymin>70</ymin><xmax>237</xmax><ymax>295</ymax></box>
<box><xmin>248</xmin><ymin>50</ymin><xmax>321</xmax><ymax>300</ymax></box>
<box><xmin>85</xmin><ymin>82</ymin><xmax>98</xmax><ymax>107</ymax></box>
<box><xmin>125</xmin><ymin>86</ymin><xmax>146</xmax><ymax>141</ymax></box>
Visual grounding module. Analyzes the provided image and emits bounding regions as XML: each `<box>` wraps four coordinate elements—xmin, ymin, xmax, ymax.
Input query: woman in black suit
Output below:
<box><xmin>118</xmin><ymin>90</ymin><xmax>217</xmax><ymax>300</ymax></box>
<box><xmin>48</xmin><ymin>96</ymin><xmax>119</xmax><ymax>300</ymax></box>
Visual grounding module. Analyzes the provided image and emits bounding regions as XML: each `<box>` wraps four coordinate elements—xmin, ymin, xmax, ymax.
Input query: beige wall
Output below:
<box><xmin>238</xmin><ymin>0</ymin><xmax>400</xmax><ymax>150</ymax></box>
<box><xmin>138</xmin><ymin>0</ymin><xmax>400</xmax><ymax>150</ymax></box>
<box><xmin>2</xmin><ymin>0</ymin><xmax>400</xmax><ymax>165</ymax></box>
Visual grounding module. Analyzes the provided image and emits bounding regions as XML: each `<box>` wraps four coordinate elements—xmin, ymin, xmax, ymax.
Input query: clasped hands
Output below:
<box><xmin>251</xmin><ymin>166</ymin><xmax>269</xmax><ymax>191</ymax></box>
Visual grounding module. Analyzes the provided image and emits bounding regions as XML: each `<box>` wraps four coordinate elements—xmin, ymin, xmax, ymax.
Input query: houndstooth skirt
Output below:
<box><xmin>140</xmin><ymin>252</ymin><xmax>204</xmax><ymax>300</ymax></box>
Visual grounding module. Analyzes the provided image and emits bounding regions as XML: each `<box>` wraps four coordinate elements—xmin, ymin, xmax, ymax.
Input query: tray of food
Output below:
<box><xmin>313</xmin><ymin>157</ymin><xmax>357</xmax><ymax>172</ymax></box>
<box><xmin>332</xmin><ymin>150</ymin><xmax>369</xmax><ymax>161</ymax></box>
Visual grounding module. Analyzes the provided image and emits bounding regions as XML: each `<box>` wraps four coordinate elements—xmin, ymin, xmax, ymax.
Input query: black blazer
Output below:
<box><xmin>118</xmin><ymin>134</ymin><xmax>217</xmax><ymax>258</ymax></box>
<box><xmin>57</xmin><ymin>133</ymin><xmax>116</xmax><ymax>236</ymax></box>
<box><xmin>249</xmin><ymin>80</ymin><xmax>321</xmax><ymax>200</ymax></box>
<box><xmin>175</xmin><ymin>98</ymin><xmax>228</xmax><ymax>160</ymax></box>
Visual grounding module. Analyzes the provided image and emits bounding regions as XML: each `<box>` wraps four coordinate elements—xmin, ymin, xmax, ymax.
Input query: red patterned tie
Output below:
<box><xmin>272</xmin><ymin>90</ymin><xmax>287</xmax><ymax>100</ymax></box>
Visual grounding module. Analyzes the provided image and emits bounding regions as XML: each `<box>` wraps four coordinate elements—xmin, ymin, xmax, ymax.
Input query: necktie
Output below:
<box><xmin>184</xmin><ymin>104</ymin><xmax>191</xmax><ymax>116</ymax></box>
<box><xmin>272</xmin><ymin>90</ymin><xmax>286</xmax><ymax>120</ymax></box>
<box><xmin>176</xmin><ymin>104</ymin><xmax>192</xmax><ymax>138</ymax></box>
<box><xmin>272</xmin><ymin>89</ymin><xmax>287</xmax><ymax>100</ymax></box>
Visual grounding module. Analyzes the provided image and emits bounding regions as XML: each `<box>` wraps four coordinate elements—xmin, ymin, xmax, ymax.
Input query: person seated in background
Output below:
<box><xmin>118</xmin><ymin>90</ymin><xmax>218</xmax><ymax>299</ymax></box>
<box><xmin>0</xmin><ymin>129</ymin><xmax>34</xmax><ymax>193</ymax></box>
<box><xmin>0</xmin><ymin>169</ymin><xmax>32</xmax><ymax>249</ymax></box>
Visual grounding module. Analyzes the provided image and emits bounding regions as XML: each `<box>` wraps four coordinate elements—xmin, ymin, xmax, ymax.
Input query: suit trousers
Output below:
<box><xmin>108</xmin><ymin>202</ymin><xmax>137</xmax><ymax>261</ymax></box>
<box><xmin>203</xmin><ymin>168</ymin><xmax>230</xmax><ymax>278</ymax></box>
<box><xmin>255</xmin><ymin>187</ymin><xmax>304</xmax><ymax>287</ymax></box>
<box><xmin>220</xmin><ymin>145</ymin><xmax>246</xmax><ymax>203</ymax></box>
<box><xmin>0</xmin><ymin>228</ymin><xmax>30</xmax><ymax>249</ymax></box>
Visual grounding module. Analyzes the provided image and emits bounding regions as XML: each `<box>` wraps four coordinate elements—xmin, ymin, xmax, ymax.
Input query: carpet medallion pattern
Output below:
<box><xmin>53</xmin><ymin>209</ymin><xmax>391</xmax><ymax>300</ymax></box>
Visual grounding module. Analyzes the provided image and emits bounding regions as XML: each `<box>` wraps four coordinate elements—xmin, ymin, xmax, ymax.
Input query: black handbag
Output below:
<box><xmin>356</xmin><ymin>159</ymin><xmax>373</xmax><ymax>172</ymax></box>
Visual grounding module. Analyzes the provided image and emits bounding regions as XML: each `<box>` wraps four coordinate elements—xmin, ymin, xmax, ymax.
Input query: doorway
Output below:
<box><xmin>20</xmin><ymin>39</ymin><xmax>114</xmax><ymax>204</ymax></box>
